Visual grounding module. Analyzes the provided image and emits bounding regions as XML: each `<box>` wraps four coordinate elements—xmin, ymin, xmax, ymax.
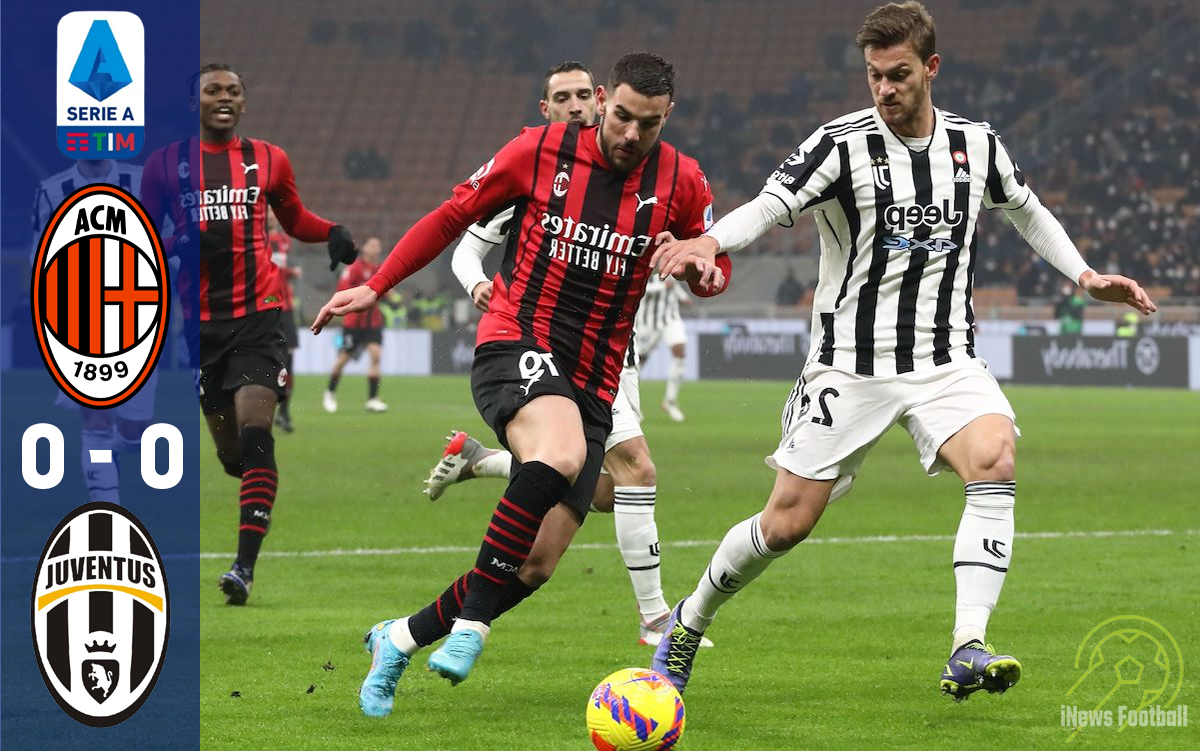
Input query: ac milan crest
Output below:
<box><xmin>30</xmin><ymin>183</ymin><xmax>169</xmax><ymax>408</ymax></box>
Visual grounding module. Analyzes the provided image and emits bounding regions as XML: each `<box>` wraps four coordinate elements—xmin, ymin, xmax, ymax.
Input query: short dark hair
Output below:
<box><xmin>856</xmin><ymin>2</ymin><xmax>937</xmax><ymax>62</ymax></box>
<box><xmin>541</xmin><ymin>61</ymin><xmax>593</xmax><ymax>100</ymax></box>
<box><xmin>190</xmin><ymin>63</ymin><xmax>246</xmax><ymax>95</ymax></box>
<box><xmin>607</xmin><ymin>52</ymin><xmax>674</xmax><ymax>100</ymax></box>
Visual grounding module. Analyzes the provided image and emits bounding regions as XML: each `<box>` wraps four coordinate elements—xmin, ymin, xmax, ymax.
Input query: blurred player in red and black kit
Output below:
<box><xmin>323</xmin><ymin>237</ymin><xmax>389</xmax><ymax>413</ymax></box>
<box><xmin>268</xmin><ymin>214</ymin><xmax>302</xmax><ymax>432</ymax></box>
<box><xmin>312</xmin><ymin>52</ymin><xmax>731</xmax><ymax>715</ymax></box>
<box><xmin>141</xmin><ymin>63</ymin><xmax>359</xmax><ymax>605</ymax></box>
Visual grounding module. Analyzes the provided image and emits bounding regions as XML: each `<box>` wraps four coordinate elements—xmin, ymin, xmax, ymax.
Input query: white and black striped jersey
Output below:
<box><xmin>763</xmin><ymin>106</ymin><xmax>1029</xmax><ymax>376</ymax></box>
<box><xmin>31</xmin><ymin>162</ymin><xmax>143</xmax><ymax>260</ymax></box>
<box><xmin>635</xmin><ymin>275</ymin><xmax>684</xmax><ymax>334</ymax></box>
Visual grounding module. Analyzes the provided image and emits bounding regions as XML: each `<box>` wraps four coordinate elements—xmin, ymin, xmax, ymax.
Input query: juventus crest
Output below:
<box><xmin>31</xmin><ymin>503</ymin><xmax>170</xmax><ymax>726</ymax></box>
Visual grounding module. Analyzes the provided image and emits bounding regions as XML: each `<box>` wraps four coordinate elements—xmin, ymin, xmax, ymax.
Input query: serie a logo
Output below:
<box><xmin>31</xmin><ymin>502</ymin><xmax>170</xmax><ymax>726</ymax></box>
<box><xmin>31</xmin><ymin>184</ymin><xmax>168</xmax><ymax>408</ymax></box>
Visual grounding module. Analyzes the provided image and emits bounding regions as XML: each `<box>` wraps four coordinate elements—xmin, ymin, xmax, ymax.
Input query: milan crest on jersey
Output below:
<box><xmin>31</xmin><ymin>502</ymin><xmax>170</xmax><ymax>726</ymax></box>
<box><xmin>30</xmin><ymin>184</ymin><xmax>169</xmax><ymax>408</ymax></box>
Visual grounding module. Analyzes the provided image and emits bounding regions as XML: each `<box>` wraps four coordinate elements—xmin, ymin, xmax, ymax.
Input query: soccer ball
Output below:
<box><xmin>586</xmin><ymin>668</ymin><xmax>686</xmax><ymax>751</ymax></box>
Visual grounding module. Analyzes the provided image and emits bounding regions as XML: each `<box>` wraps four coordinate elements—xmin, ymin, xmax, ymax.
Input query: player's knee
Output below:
<box><xmin>610</xmin><ymin>445</ymin><xmax>656</xmax><ymax>486</ymax></box>
<box><xmin>536</xmin><ymin>446</ymin><xmax>586</xmax><ymax>484</ymax></box>
<box><xmin>760</xmin><ymin>495</ymin><xmax>823</xmax><ymax>551</ymax></box>
<box><xmin>760</xmin><ymin>514</ymin><xmax>815</xmax><ymax>551</ymax></box>
<box><xmin>972</xmin><ymin>437</ymin><xmax>1015</xmax><ymax>482</ymax></box>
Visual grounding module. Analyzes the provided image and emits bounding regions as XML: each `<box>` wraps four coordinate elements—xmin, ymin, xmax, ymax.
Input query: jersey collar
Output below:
<box><xmin>873</xmin><ymin>105</ymin><xmax>942</xmax><ymax>154</ymax></box>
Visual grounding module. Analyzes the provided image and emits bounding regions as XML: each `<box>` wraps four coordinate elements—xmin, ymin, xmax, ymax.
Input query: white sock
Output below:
<box><xmin>450</xmin><ymin>618</ymin><xmax>490</xmax><ymax>640</ymax></box>
<box><xmin>682</xmin><ymin>513</ymin><xmax>784</xmax><ymax>633</ymax></box>
<box><xmin>387</xmin><ymin>616</ymin><xmax>421</xmax><ymax>656</ymax></box>
<box><xmin>665</xmin><ymin>357</ymin><xmax>685</xmax><ymax>403</ymax></box>
<box><xmin>82</xmin><ymin>429</ymin><xmax>120</xmax><ymax>505</ymax></box>
<box><xmin>613</xmin><ymin>486</ymin><xmax>668</xmax><ymax>621</ymax></box>
<box><xmin>952</xmin><ymin>481</ymin><xmax>1016</xmax><ymax>652</ymax></box>
<box><xmin>472</xmin><ymin>450</ymin><xmax>514</xmax><ymax>480</ymax></box>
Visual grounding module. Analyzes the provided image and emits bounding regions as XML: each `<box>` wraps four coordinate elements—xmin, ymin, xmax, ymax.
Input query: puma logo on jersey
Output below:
<box><xmin>635</xmin><ymin>193</ymin><xmax>658</xmax><ymax>212</ymax></box>
<box><xmin>241</xmin><ymin>162</ymin><xmax>258</xmax><ymax>174</ymax></box>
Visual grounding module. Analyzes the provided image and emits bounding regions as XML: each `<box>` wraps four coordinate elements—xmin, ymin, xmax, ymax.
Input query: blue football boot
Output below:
<box><xmin>218</xmin><ymin>563</ymin><xmax>252</xmax><ymax>606</ymax></box>
<box><xmin>651</xmin><ymin>599</ymin><xmax>705</xmax><ymax>694</ymax></box>
<box><xmin>940</xmin><ymin>640</ymin><xmax>1022</xmax><ymax>701</ymax></box>
<box><xmin>427</xmin><ymin>629</ymin><xmax>485</xmax><ymax>685</ymax></box>
<box><xmin>359</xmin><ymin>619</ymin><xmax>411</xmax><ymax>717</ymax></box>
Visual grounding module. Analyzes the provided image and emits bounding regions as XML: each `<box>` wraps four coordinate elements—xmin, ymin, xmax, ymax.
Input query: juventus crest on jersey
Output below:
<box><xmin>765</xmin><ymin>106</ymin><xmax>1029</xmax><ymax>377</ymax></box>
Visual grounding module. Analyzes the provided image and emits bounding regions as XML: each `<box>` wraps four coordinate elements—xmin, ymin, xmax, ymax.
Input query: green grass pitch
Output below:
<box><xmin>200</xmin><ymin>376</ymin><xmax>1199</xmax><ymax>749</ymax></box>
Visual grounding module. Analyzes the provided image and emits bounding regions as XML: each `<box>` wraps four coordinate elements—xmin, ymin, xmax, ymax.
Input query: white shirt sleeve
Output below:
<box><xmin>708</xmin><ymin>126</ymin><xmax>842</xmax><ymax>252</ymax></box>
<box><xmin>450</xmin><ymin>230</ymin><xmax>497</xmax><ymax>297</ymax></box>
<box><xmin>1003</xmin><ymin>190</ymin><xmax>1091</xmax><ymax>284</ymax></box>
<box><xmin>705</xmin><ymin>192</ymin><xmax>792</xmax><ymax>252</ymax></box>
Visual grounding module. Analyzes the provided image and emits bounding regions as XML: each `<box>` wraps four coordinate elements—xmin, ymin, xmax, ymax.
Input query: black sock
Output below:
<box><xmin>328</xmin><ymin>375</ymin><xmax>339</xmax><ymax>392</ymax></box>
<box><xmin>279</xmin><ymin>353</ymin><xmax>294</xmax><ymax>417</ymax></box>
<box><xmin>236</xmin><ymin>427</ymin><xmax>277</xmax><ymax>573</ymax></box>
<box><xmin>408</xmin><ymin>574</ymin><xmax>537</xmax><ymax>647</ymax></box>
<box><xmin>368</xmin><ymin>377</ymin><xmax>380</xmax><ymax>399</ymax></box>
<box><xmin>458</xmin><ymin>461</ymin><xmax>569</xmax><ymax>625</ymax></box>
<box><xmin>220</xmin><ymin>454</ymin><xmax>244</xmax><ymax>479</ymax></box>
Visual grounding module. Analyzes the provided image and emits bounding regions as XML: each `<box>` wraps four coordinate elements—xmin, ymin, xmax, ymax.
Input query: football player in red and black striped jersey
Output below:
<box><xmin>268</xmin><ymin>214</ymin><xmax>302</xmax><ymax>432</ymax></box>
<box><xmin>322</xmin><ymin>237</ymin><xmax>388</xmax><ymax>413</ymax></box>
<box><xmin>142</xmin><ymin>64</ymin><xmax>359</xmax><ymax>606</ymax></box>
<box><xmin>313</xmin><ymin>52</ymin><xmax>730</xmax><ymax>709</ymax></box>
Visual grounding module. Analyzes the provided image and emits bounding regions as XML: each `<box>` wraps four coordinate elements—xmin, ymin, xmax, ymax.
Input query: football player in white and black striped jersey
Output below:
<box><xmin>636</xmin><ymin>274</ymin><xmax>690</xmax><ymax>421</ymax></box>
<box><xmin>650</xmin><ymin>1</ymin><xmax>1155</xmax><ymax>703</ymax></box>
<box><xmin>32</xmin><ymin>159</ymin><xmax>155</xmax><ymax>507</ymax></box>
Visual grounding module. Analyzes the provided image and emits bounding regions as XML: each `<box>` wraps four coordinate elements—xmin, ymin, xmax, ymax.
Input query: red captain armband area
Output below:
<box><xmin>685</xmin><ymin>252</ymin><xmax>733</xmax><ymax>298</ymax></box>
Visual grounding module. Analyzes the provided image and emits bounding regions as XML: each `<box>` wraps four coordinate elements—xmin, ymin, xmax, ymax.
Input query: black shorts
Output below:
<box><xmin>470</xmin><ymin>341</ymin><xmax>612</xmax><ymax>521</ymax></box>
<box><xmin>198</xmin><ymin>309</ymin><xmax>288</xmax><ymax>415</ymax></box>
<box><xmin>279</xmin><ymin>310</ymin><xmax>299</xmax><ymax>350</ymax></box>
<box><xmin>342</xmin><ymin>326</ymin><xmax>383</xmax><ymax>358</ymax></box>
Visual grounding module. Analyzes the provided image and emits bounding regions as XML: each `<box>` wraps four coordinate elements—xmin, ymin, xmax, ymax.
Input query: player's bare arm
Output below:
<box><xmin>312</xmin><ymin>286</ymin><xmax>378</xmax><ymax>333</ymax></box>
<box><xmin>1078</xmin><ymin>270</ymin><xmax>1157</xmax><ymax>315</ymax></box>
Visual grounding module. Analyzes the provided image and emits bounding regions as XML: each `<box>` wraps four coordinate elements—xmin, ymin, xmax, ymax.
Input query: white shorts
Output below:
<box><xmin>606</xmin><ymin>366</ymin><xmax>644</xmax><ymax>452</ymax></box>
<box><xmin>767</xmin><ymin>360</ymin><xmax>1017</xmax><ymax>502</ymax></box>
<box><xmin>637</xmin><ymin>315</ymin><xmax>686</xmax><ymax>355</ymax></box>
<box><xmin>54</xmin><ymin>368</ymin><xmax>159</xmax><ymax>422</ymax></box>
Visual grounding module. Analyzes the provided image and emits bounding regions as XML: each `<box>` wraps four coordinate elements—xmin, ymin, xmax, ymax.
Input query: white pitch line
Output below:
<box><xmin>196</xmin><ymin>527</ymin><xmax>1199</xmax><ymax>561</ymax></box>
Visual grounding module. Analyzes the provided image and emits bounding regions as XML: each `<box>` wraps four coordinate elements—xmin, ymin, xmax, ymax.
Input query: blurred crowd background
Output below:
<box><xmin>4</xmin><ymin>0</ymin><xmax>1197</xmax><ymax>330</ymax></box>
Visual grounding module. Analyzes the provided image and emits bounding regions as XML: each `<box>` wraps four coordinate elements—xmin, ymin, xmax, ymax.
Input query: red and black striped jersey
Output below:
<box><xmin>338</xmin><ymin>257</ymin><xmax>383</xmax><ymax>329</ymax></box>
<box><xmin>141</xmin><ymin>136</ymin><xmax>334</xmax><ymax>321</ymax></box>
<box><xmin>367</xmin><ymin>122</ymin><xmax>716</xmax><ymax>403</ymax></box>
<box><xmin>268</xmin><ymin>230</ymin><xmax>298</xmax><ymax>312</ymax></box>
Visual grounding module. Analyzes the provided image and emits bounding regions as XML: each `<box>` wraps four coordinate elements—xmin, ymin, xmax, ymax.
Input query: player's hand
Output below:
<box><xmin>470</xmin><ymin>281</ymin><xmax>493</xmax><ymax>312</ymax></box>
<box><xmin>652</xmin><ymin>232</ymin><xmax>719</xmax><ymax>281</ymax></box>
<box><xmin>1079</xmin><ymin>270</ymin><xmax>1157</xmax><ymax>315</ymax></box>
<box><xmin>327</xmin><ymin>224</ymin><xmax>358</xmax><ymax>271</ymax></box>
<box><xmin>312</xmin><ymin>285</ymin><xmax>378</xmax><ymax>334</ymax></box>
<box><xmin>653</xmin><ymin>232</ymin><xmax>723</xmax><ymax>292</ymax></box>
